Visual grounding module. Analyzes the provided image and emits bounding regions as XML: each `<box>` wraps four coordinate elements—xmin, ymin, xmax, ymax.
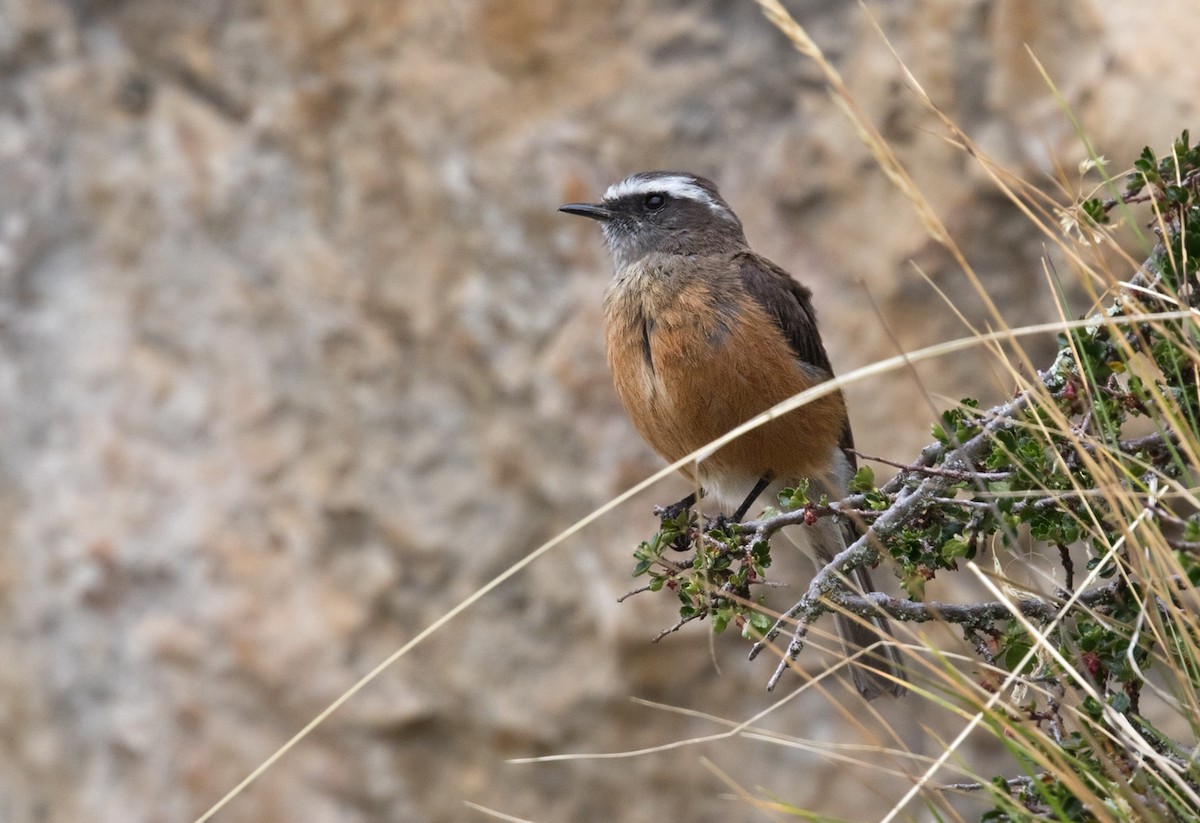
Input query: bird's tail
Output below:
<box><xmin>781</xmin><ymin>524</ymin><xmax>907</xmax><ymax>700</ymax></box>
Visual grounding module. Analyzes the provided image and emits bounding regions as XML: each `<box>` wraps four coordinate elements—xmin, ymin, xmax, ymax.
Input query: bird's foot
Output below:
<box><xmin>654</xmin><ymin>491</ymin><xmax>697</xmax><ymax>523</ymax></box>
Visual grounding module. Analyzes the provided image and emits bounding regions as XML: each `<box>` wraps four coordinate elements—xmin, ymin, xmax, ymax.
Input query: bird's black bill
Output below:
<box><xmin>559</xmin><ymin>202</ymin><xmax>615</xmax><ymax>221</ymax></box>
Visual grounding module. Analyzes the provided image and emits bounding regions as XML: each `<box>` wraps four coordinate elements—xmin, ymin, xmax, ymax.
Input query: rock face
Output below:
<box><xmin>0</xmin><ymin>1</ymin><xmax>1194</xmax><ymax>820</ymax></box>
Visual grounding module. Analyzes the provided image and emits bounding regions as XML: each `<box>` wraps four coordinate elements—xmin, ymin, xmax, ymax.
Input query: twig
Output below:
<box><xmin>940</xmin><ymin>774</ymin><xmax>1037</xmax><ymax>793</ymax></box>
<box><xmin>963</xmin><ymin>627</ymin><xmax>1000</xmax><ymax>671</ymax></box>
<box><xmin>652</xmin><ymin>616</ymin><xmax>697</xmax><ymax>642</ymax></box>
<box><xmin>827</xmin><ymin>581</ymin><xmax>1124</xmax><ymax>626</ymax></box>
<box><xmin>617</xmin><ymin>584</ymin><xmax>655</xmax><ymax>603</ymax></box>
<box><xmin>1117</xmin><ymin>430</ymin><xmax>1180</xmax><ymax>454</ymax></box>
<box><xmin>929</xmin><ymin>496</ymin><xmax>994</xmax><ymax>510</ymax></box>
<box><xmin>751</xmin><ymin>391</ymin><xmax>1031</xmax><ymax>687</ymax></box>
<box><xmin>1163</xmin><ymin>537</ymin><xmax>1200</xmax><ymax>553</ymax></box>
<box><xmin>849</xmin><ymin>448</ymin><xmax>1011</xmax><ymax>483</ymax></box>
<box><xmin>1056</xmin><ymin>542</ymin><xmax>1075</xmax><ymax>592</ymax></box>
<box><xmin>739</xmin><ymin>502</ymin><xmax>882</xmax><ymax>536</ymax></box>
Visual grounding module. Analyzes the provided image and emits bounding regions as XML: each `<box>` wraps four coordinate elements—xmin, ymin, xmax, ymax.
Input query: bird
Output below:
<box><xmin>560</xmin><ymin>171</ymin><xmax>906</xmax><ymax>699</ymax></box>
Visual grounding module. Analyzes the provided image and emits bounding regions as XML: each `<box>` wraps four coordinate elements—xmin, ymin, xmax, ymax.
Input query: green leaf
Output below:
<box><xmin>900</xmin><ymin>567</ymin><xmax>926</xmax><ymax>600</ymax></box>
<box><xmin>751</xmin><ymin>539</ymin><xmax>772</xmax><ymax>568</ymax></box>
<box><xmin>864</xmin><ymin>490</ymin><xmax>890</xmax><ymax>511</ymax></box>
<box><xmin>1183</xmin><ymin>518</ymin><xmax>1200</xmax><ymax>543</ymax></box>
<box><xmin>940</xmin><ymin>533</ymin><xmax>972</xmax><ymax>561</ymax></box>
<box><xmin>742</xmin><ymin>610</ymin><xmax>773</xmax><ymax>640</ymax></box>
<box><xmin>999</xmin><ymin>622</ymin><xmax>1033</xmax><ymax>672</ymax></box>
<box><xmin>849</xmin><ymin>465</ymin><xmax>876</xmax><ymax>493</ymax></box>
<box><xmin>1080</xmin><ymin>197</ymin><xmax>1109</xmax><ymax>225</ymax></box>
<box><xmin>1173</xmin><ymin>129</ymin><xmax>1191</xmax><ymax>159</ymax></box>
<box><xmin>712</xmin><ymin>610</ymin><xmax>730</xmax><ymax>634</ymax></box>
<box><xmin>1165</xmin><ymin>184</ymin><xmax>1191</xmax><ymax>205</ymax></box>
<box><xmin>1133</xmin><ymin>145</ymin><xmax>1158</xmax><ymax>180</ymax></box>
<box><xmin>777</xmin><ymin>481</ymin><xmax>809</xmax><ymax>510</ymax></box>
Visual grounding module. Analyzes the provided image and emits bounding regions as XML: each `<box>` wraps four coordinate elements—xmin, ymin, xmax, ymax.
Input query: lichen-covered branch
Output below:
<box><xmin>829</xmin><ymin>580</ymin><xmax>1126</xmax><ymax>627</ymax></box>
<box><xmin>748</xmin><ymin>390</ymin><xmax>1034</xmax><ymax>686</ymax></box>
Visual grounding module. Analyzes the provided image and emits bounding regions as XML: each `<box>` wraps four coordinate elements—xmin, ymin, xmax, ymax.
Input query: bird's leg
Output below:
<box><xmin>654</xmin><ymin>491</ymin><xmax>701</xmax><ymax>553</ymax></box>
<box><xmin>654</xmin><ymin>491</ymin><xmax>699</xmax><ymax>522</ymax></box>
<box><xmin>730</xmin><ymin>472</ymin><xmax>775</xmax><ymax>523</ymax></box>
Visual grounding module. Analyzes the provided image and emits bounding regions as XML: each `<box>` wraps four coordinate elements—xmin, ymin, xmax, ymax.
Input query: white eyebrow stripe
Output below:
<box><xmin>603</xmin><ymin>175</ymin><xmax>737</xmax><ymax>222</ymax></box>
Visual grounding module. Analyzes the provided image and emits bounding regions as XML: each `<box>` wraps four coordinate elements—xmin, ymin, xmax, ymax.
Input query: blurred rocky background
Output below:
<box><xmin>0</xmin><ymin>0</ymin><xmax>1196</xmax><ymax>820</ymax></box>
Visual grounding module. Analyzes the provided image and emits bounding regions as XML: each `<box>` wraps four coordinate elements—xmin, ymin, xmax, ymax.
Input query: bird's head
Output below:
<box><xmin>560</xmin><ymin>171</ymin><xmax>747</xmax><ymax>269</ymax></box>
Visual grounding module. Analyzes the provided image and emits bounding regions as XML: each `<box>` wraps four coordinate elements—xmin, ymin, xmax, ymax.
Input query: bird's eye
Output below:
<box><xmin>643</xmin><ymin>193</ymin><xmax>667</xmax><ymax>211</ymax></box>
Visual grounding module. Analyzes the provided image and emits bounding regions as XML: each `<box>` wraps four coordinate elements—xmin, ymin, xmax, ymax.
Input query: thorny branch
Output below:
<box><xmin>828</xmin><ymin>579</ymin><xmax>1127</xmax><ymax>627</ymax></box>
<box><xmin>847</xmin><ymin>448</ymin><xmax>1011</xmax><ymax>483</ymax></box>
<box><xmin>748</xmin><ymin>391</ymin><xmax>1033</xmax><ymax>688</ymax></box>
<box><xmin>747</xmin><ymin>269</ymin><xmax>1197</xmax><ymax>689</ymax></box>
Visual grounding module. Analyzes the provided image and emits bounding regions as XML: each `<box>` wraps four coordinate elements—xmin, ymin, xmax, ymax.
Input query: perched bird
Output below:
<box><xmin>560</xmin><ymin>171</ymin><xmax>905</xmax><ymax>699</ymax></box>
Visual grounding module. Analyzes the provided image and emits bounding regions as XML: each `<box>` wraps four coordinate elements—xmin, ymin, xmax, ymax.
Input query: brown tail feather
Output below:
<box><xmin>834</xmin><ymin>565</ymin><xmax>907</xmax><ymax>700</ymax></box>
<box><xmin>783</xmin><ymin>525</ymin><xmax>907</xmax><ymax>699</ymax></box>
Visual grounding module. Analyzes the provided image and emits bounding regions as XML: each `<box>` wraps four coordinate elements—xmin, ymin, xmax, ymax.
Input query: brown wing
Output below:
<box><xmin>736</xmin><ymin>252</ymin><xmax>857</xmax><ymax>467</ymax></box>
